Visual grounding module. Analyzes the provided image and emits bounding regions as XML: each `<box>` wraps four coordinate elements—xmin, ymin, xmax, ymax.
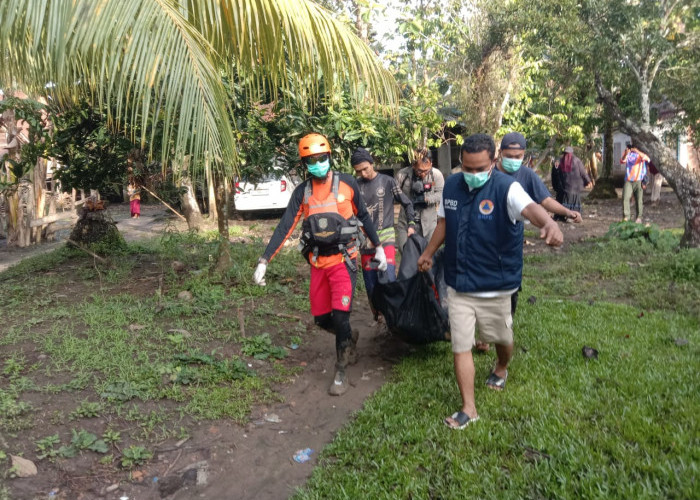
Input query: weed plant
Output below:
<box><xmin>0</xmin><ymin>230</ymin><xmax>304</xmax><ymax>492</ymax></box>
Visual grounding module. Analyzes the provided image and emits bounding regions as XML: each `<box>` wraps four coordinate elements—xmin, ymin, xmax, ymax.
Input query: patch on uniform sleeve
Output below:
<box><xmin>341</xmin><ymin>295</ymin><xmax>350</xmax><ymax>307</ymax></box>
<box><xmin>479</xmin><ymin>199</ymin><xmax>494</xmax><ymax>215</ymax></box>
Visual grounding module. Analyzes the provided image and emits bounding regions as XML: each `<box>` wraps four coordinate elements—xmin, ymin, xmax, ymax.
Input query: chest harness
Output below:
<box><xmin>298</xmin><ymin>173</ymin><xmax>364</xmax><ymax>271</ymax></box>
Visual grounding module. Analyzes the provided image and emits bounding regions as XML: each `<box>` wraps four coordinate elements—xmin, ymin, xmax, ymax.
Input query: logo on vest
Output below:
<box><xmin>444</xmin><ymin>198</ymin><xmax>458</xmax><ymax>211</ymax></box>
<box><xmin>479</xmin><ymin>199</ymin><xmax>494</xmax><ymax>215</ymax></box>
<box><xmin>319</xmin><ymin>218</ymin><xmax>328</xmax><ymax>229</ymax></box>
<box><xmin>376</xmin><ymin>187</ymin><xmax>385</xmax><ymax>197</ymax></box>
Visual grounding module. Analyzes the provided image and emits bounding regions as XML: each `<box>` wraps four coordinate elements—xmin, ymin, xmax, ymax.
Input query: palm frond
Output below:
<box><xmin>1</xmin><ymin>0</ymin><xmax>236</xmax><ymax>171</ymax></box>
<box><xmin>182</xmin><ymin>0</ymin><xmax>399</xmax><ymax>110</ymax></box>
<box><xmin>0</xmin><ymin>0</ymin><xmax>398</xmax><ymax>176</ymax></box>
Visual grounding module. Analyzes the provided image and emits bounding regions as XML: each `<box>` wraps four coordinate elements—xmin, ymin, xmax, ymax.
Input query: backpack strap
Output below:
<box><xmin>303</xmin><ymin>180</ymin><xmax>313</xmax><ymax>205</ymax></box>
<box><xmin>331</xmin><ymin>172</ymin><xmax>340</xmax><ymax>197</ymax></box>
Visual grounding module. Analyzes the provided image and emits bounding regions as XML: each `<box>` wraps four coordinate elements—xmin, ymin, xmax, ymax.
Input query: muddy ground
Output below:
<box><xmin>0</xmin><ymin>186</ymin><xmax>685</xmax><ymax>500</ymax></box>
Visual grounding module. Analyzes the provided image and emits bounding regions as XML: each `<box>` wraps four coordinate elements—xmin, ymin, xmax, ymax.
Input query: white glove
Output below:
<box><xmin>373</xmin><ymin>246</ymin><xmax>388</xmax><ymax>272</ymax></box>
<box><xmin>253</xmin><ymin>261</ymin><xmax>267</xmax><ymax>286</ymax></box>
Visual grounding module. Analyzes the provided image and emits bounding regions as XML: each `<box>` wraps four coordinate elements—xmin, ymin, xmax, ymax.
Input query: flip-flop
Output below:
<box><xmin>444</xmin><ymin>411</ymin><xmax>479</xmax><ymax>430</ymax></box>
<box><xmin>485</xmin><ymin>370</ymin><xmax>508</xmax><ymax>390</ymax></box>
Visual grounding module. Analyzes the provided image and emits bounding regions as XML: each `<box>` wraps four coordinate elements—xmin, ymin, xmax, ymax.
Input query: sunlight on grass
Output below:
<box><xmin>295</xmin><ymin>299</ymin><xmax>699</xmax><ymax>499</ymax></box>
<box><xmin>295</xmin><ymin>232</ymin><xmax>700</xmax><ymax>500</ymax></box>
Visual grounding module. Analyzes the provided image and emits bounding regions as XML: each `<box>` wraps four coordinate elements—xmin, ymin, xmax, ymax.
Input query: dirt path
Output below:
<box><xmin>1</xmin><ymin>188</ymin><xmax>685</xmax><ymax>500</ymax></box>
<box><xmin>0</xmin><ymin>204</ymin><xmax>185</xmax><ymax>272</ymax></box>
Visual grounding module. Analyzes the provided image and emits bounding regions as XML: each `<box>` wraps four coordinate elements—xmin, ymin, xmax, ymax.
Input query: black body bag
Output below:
<box><xmin>371</xmin><ymin>234</ymin><xmax>449</xmax><ymax>344</ymax></box>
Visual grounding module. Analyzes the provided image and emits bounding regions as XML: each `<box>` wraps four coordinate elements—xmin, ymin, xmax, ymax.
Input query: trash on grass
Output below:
<box><xmin>293</xmin><ymin>448</ymin><xmax>314</xmax><ymax>463</ymax></box>
<box><xmin>582</xmin><ymin>346</ymin><xmax>599</xmax><ymax>359</ymax></box>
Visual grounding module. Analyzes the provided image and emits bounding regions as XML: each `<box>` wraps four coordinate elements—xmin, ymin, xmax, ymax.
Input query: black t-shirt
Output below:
<box><xmin>357</xmin><ymin>173</ymin><xmax>415</xmax><ymax>247</ymax></box>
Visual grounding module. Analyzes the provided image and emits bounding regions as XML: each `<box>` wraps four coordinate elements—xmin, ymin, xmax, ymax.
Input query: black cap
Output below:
<box><xmin>500</xmin><ymin>132</ymin><xmax>526</xmax><ymax>151</ymax></box>
<box><xmin>350</xmin><ymin>147</ymin><xmax>374</xmax><ymax>166</ymax></box>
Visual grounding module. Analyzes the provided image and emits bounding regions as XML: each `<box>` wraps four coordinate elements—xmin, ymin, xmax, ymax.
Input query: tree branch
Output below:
<box><xmin>623</xmin><ymin>54</ymin><xmax>643</xmax><ymax>84</ymax></box>
<box><xmin>593</xmin><ymin>74</ymin><xmax>643</xmax><ymax>136</ymax></box>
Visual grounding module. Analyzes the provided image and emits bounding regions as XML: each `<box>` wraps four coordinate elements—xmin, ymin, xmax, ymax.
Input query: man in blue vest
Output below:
<box><xmin>417</xmin><ymin>133</ymin><xmax>563</xmax><ymax>430</ymax></box>
<box><xmin>474</xmin><ymin>131</ymin><xmax>581</xmax><ymax>353</ymax></box>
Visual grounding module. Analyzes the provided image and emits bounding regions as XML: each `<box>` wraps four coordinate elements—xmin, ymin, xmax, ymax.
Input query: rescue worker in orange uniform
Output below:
<box><xmin>253</xmin><ymin>133</ymin><xmax>386</xmax><ymax>396</ymax></box>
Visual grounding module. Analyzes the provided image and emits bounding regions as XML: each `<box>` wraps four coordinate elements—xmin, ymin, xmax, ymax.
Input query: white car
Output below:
<box><xmin>234</xmin><ymin>170</ymin><xmax>299</xmax><ymax>213</ymax></box>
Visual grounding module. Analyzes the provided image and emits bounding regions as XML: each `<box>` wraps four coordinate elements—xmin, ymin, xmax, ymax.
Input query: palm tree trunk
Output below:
<box><xmin>206</xmin><ymin>159</ymin><xmax>218</xmax><ymax>222</ymax></box>
<box><xmin>176</xmin><ymin>158</ymin><xmax>203</xmax><ymax>231</ymax></box>
<box><xmin>213</xmin><ymin>172</ymin><xmax>231</xmax><ymax>272</ymax></box>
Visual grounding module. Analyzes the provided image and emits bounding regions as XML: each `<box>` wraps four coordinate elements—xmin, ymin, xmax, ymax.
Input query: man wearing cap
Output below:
<box><xmin>351</xmin><ymin>147</ymin><xmax>417</xmax><ymax>318</ymax></box>
<box><xmin>395</xmin><ymin>148</ymin><xmax>445</xmax><ymax>253</ymax></box>
<box><xmin>472</xmin><ymin>132</ymin><xmax>582</xmax><ymax>353</ymax></box>
<box><xmin>253</xmin><ymin>133</ymin><xmax>386</xmax><ymax>396</ymax></box>
<box><xmin>417</xmin><ymin>133</ymin><xmax>563</xmax><ymax>430</ymax></box>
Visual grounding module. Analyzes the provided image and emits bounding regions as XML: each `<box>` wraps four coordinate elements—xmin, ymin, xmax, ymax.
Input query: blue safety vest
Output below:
<box><xmin>441</xmin><ymin>170</ymin><xmax>524</xmax><ymax>293</ymax></box>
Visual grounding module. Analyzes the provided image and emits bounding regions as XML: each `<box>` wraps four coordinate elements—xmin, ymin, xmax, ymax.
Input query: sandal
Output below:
<box><xmin>485</xmin><ymin>370</ymin><xmax>508</xmax><ymax>390</ymax></box>
<box><xmin>444</xmin><ymin>411</ymin><xmax>479</xmax><ymax>430</ymax></box>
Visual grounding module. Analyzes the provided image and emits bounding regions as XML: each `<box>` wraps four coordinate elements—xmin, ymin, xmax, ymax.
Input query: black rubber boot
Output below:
<box><xmin>347</xmin><ymin>329</ymin><xmax>359</xmax><ymax>365</ymax></box>
<box><xmin>329</xmin><ymin>346</ymin><xmax>351</xmax><ymax>396</ymax></box>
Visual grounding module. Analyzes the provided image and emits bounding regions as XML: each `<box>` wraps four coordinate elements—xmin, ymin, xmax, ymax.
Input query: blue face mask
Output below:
<box><xmin>463</xmin><ymin>167</ymin><xmax>492</xmax><ymax>189</ymax></box>
<box><xmin>307</xmin><ymin>159</ymin><xmax>330</xmax><ymax>178</ymax></box>
<box><xmin>501</xmin><ymin>157</ymin><xmax>523</xmax><ymax>173</ymax></box>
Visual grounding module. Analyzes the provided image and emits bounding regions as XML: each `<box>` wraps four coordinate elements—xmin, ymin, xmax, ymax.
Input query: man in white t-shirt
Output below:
<box><xmin>417</xmin><ymin>133</ymin><xmax>563</xmax><ymax>430</ymax></box>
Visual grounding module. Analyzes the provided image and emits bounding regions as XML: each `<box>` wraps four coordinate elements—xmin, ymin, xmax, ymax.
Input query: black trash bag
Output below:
<box><xmin>397</xmin><ymin>233</ymin><xmax>448</xmax><ymax>311</ymax></box>
<box><xmin>371</xmin><ymin>234</ymin><xmax>449</xmax><ymax>344</ymax></box>
<box><xmin>372</xmin><ymin>271</ymin><xmax>449</xmax><ymax>344</ymax></box>
<box><xmin>397</xmin><ymin>233</ymin><xmax>427</xmax><ymax>280</ymax></box>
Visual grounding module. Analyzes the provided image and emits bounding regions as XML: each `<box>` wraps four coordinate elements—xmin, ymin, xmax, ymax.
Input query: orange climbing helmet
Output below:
<box><xmin>298</xmin><ymin>133</ymin><xmax>331</xmax><ymax>158</ymax></box>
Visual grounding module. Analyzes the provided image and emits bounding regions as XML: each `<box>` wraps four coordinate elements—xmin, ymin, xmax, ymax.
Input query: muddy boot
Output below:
<box><xmin>328</xmin><ymin>364</ymin><xmax>349</xmax><ymax>396</ymax></box>
<box><xmin>329</xmin><ymin>346</ymin><xmax>351</xmax><ymax>396</ymax></box>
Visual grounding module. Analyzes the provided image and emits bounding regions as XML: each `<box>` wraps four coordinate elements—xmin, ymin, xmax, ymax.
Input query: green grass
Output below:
<box><xmin>0</xmin><ymin>230</ymin><xmax>309</xmax><ymax>493</ymax></box>
<box><xmin>523</xmin><ymin>225</ymin><xmax>700</xmax><ymax>318</ymax></box>
<box><xmin>295</xmin><ymin>230</ymin><xmax>700</xmax><ymax>500</ymax></box>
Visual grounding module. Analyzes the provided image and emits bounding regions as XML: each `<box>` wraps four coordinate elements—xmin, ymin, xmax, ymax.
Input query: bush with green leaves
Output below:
<box><xmin>120</xmin><ymin>445</ymin><xmax>152</xmax><ymax>469</ymax></box>
<box><xmin>605</xmin><ymin>221</ymin><xmax>675</xmax><ymax>248</ymax></box>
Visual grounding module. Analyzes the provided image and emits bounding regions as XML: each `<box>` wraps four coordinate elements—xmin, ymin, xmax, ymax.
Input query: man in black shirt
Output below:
<box><xmin>351</xmin><ymin>148</ymin><xmax>416</xmax><ymax>317</ymax></box>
